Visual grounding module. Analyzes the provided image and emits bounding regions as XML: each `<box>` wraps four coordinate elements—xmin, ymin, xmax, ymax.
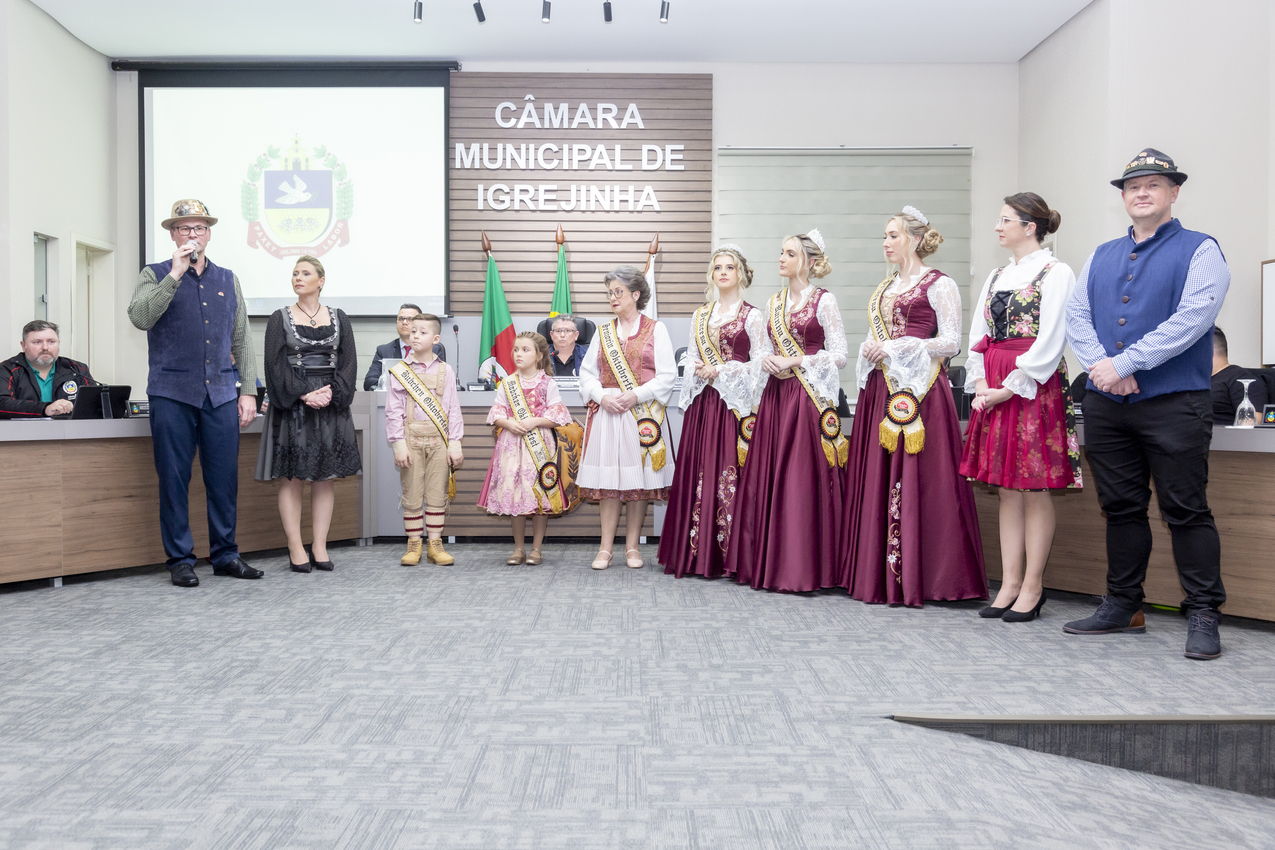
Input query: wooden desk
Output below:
<box><xmin>1</xmin><ymin>412</ymin><xmax>369</xmax><ymax>585</ymax></box>
<box><xmin>973</xmin><ymin>425</ymin><xmax>1275</xmax><ymax>621</ymax></box>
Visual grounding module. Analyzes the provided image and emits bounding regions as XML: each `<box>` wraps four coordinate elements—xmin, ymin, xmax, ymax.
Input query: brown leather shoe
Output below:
<box><xmin>427</xmin><ymin>539</ymin><xmax>455</xmax><ymax>566</ymax></box>
<box><xmin>401</xmin><ymin>537</ymin><xmax>424</xmax><ymax>566</ymax></box>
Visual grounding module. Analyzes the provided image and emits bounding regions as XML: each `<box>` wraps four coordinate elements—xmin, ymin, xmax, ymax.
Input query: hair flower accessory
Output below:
<box><xmin>806</xmin><ymin>228</ymin><xmax>826</xmax><ymax>253</ymax></box>
<box><xmin>902</xmin><ymin>205</ymin><xmax>929</xmax><ymax>226</ymax></box>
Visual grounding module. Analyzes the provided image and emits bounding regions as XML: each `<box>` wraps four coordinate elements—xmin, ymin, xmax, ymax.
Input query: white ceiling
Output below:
<box><xmin>30</xmin><ymin>0</ymin><xmax>1092</xmax><ymax>64</ymax></box>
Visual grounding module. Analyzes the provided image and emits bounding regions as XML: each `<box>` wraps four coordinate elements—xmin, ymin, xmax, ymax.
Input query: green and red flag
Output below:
<box><xmin>549</xmin><ymin>243</ymin><xmax>573</xmax><ymax>317</ymax></box>
<box><xmin>479</xmin><ymin>251</ymin><xmax>516</xmax><ymax>379</ymax></box>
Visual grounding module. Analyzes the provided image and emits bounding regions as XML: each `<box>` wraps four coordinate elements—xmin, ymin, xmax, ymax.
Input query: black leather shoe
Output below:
<box><xmin>978</xmin><ymin>598</ymin><xmax>1018</xmax><ymax>619</ymax></box>
<box><xmin>1002</xmin><ymin>592</ymin><xmax>1046</xmax><ymax>623</ymax></box>
<box><xmin>1063</xmin><ymin>596</ymin><xmax>1144</xmax><ymax>634</ymax></box>
<box><xmin>1184</xmin><ymin>610</ymin><xmax>1222</xmax><ymax>660</ymax></box>
<box><xmin>213</xmin><ymin>558</ymin><xmax>264</xmax><ymax>579</ymax></box>
<box><xmin>290</xmin><ymin>559</ymin><xmax>313</xmax><ymax>573</ymax></box>
<box><xmin>170</xmin><ymin>564</ymin><xmax>199</xmax><ymax>587</ymax></box>
<box><xmin>312</xmin><ymin>558</ymin><xmax>335</xmax><ymax>571</ymax></box>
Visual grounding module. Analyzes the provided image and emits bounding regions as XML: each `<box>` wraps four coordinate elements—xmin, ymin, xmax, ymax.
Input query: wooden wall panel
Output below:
<box><xmin>449</xmin><ymin>72</ymin><xmax>712</xmax><ymax>319</ymax></box>
<box><xmin>0</xmin><ymin>442</ymin><xmax>63</xmax><ymax>582</ymax></box>
<box><xmin>447</xmin><ymin>410</ymin><xmax>655</xmax><ymax>539</ymax></box>
<box><xmin>975</xmin><ymin>450</ymin><xmax>1275</xmax><ymax>620</ymax></box>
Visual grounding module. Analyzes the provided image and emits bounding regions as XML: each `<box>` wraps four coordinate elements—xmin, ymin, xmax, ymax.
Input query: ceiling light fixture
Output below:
<box><xmin>473</xmin><ymin>1</ymin><xmax>485</xmax><ymax>22</ymax></box>
<box><xmin>603</xmin><ymin>1</ymin><xmax>612</xmax><ymax>22</ymax></box>
<box><xmin>413</xmin><ymin>0</ymin><xmax>423</xmax><ymax>23</ymax></box>
<box><xmin>542</xmin><ymin>1</ymin><xmax>551</xmax><ymax>23</ymax></box>
<box><xmin>659</xmin><ymin>1</ymin><xmax>670</xmax><ymax>23</ymax></box>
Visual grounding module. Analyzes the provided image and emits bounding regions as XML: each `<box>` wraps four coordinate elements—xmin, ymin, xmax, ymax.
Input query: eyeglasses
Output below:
<box><xmin>173</xmin><ymin>225</ymin><xmax>209</xmax><ymax>236</ymax></box>
<box><xmin>551</xmin><ymin>327</ymin><xmax>577</xmax><ymax>335</ymax></box>
<box><xmin>396</xmin><ymin>316</ymin><xmax>417</xmax><ymax>323</ymax></box>
<box><xmin>995</xmin><ymin>217</ymin><xmax>1032</xmax><ymax>228</ymax></box>
<box><xmin>606</xmin><ymin>287</ymin><xmax>631</xmax><ymax>299</ymax></box>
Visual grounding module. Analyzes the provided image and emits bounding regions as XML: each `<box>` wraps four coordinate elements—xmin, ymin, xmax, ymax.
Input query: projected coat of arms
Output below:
<box><xmin>242</xmin><ymin>136</ymin><xmax>353</xmax><ymax>258</ymax></box>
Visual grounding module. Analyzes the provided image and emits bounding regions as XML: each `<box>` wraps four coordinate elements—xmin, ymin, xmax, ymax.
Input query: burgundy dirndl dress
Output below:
<box><xmin>843</xmin><ymin>272</ymin><xmax>987</xmax><ymax>607</ymax></box>
<box><xmin>725</xmin><ymin>289</ymin><xmax>845</xmax><ymax>592</ymax></box>
<box><xmin>659</xmin><ymin>303</ymin><xmax>757</xmax><ymax>578</ymax></box>
<box><xmin>959</xmin><ymin>266</ymin><xmax>1083</xmax><ymax>490</ymax></box>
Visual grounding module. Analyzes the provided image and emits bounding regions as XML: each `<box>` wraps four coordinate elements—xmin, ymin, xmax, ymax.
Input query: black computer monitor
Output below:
<box><xmin>70</xmin><ymin>385</ymin><xmax>132</xmax><ymax>420</ymax></box>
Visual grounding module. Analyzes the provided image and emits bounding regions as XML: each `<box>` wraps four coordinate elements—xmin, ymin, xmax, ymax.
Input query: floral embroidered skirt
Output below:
<box><xmin>959</xmin><ymin>337</ymin><xmax>1082</xmax><ymax>490</ymax></box>
<box><xmin>842</xmin><ymin>369</ymin><xmax>987</xmax><ymax>607</ymax></box>
<box><xmin>658</xmin><ymin>386</ymin><xmax>742</xmax><ymax>578</ymax></box>
<box><xmin>723</xmin><ymin>375</ymin><xmax>845</xmax><ymax>592</ymax></box>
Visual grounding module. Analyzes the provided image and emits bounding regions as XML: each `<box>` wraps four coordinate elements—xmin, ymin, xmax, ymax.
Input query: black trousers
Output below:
<box><xmin>1081</xmin><ymin>390</ymin><xmax>1224</xmax><ymax>612</ymax></box>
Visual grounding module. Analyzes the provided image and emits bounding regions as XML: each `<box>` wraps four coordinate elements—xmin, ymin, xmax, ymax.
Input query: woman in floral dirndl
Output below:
<box><xmin>724</xmin><ymin>231</ymin><xmax>849</xmax><ymax>592</ymax></box>
<box><xmin>960</xmin><ymin>193</ymin><xmax>1081</xmax><ymax>623</ymax></box>
<box><xmin>659</xmin><ymin>244</ymin><xmax>769</xmax><ymax>579</ymax></box>
<box><xmin>842</xmin><ymin>208</ymin><xmax>987</xmax><ymax>607</ymax></box>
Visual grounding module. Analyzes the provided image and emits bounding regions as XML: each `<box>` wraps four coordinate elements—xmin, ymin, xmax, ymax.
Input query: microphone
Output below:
<box><xmin>453</xmin><ymin>324</ymin><xmax>464</xmax><ymax>391</ymax></box>
<box><xmin>185</xmin><ymin>239</ymin><xmax>200</xmax><ymax>264</ymax></box>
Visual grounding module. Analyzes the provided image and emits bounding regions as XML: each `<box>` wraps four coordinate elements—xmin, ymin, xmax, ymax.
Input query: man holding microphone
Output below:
<box><xmin>128</xmin><ymin>199</ymin><xmax>263</xmax><ymax>588</ymax></box>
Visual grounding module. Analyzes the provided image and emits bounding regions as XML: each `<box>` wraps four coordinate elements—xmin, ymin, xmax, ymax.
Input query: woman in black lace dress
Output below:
<box><xmin>255</xmin><ymin>255</ymin><xmax>361</xmax><ymax>572</ymax></box>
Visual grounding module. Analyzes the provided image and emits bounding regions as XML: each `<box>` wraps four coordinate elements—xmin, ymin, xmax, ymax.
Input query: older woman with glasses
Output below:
<box><xmin>577</xmin><ymin>266</ymin><xmax>677</xmax><ymax>570</ymax></box>
<box><xmin>549</xmin><ymin>315</ymin><xmax>588</xmax><ymax>376</ymax></box>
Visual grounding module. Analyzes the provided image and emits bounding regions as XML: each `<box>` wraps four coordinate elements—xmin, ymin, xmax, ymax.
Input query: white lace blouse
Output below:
<box><xmin>964</xmin><ymin>248</ymin><xmax>1076</xmax><ymax>400</ymax></box>
<box><xmin>677</xmin><ymin>300</ymin><xmax>772</xmax><ymax>415</ymax></box>
<box><xmin>854</xmin><ymin>270</ymin><xmax>963</xmax><ymax>396</ymax></box>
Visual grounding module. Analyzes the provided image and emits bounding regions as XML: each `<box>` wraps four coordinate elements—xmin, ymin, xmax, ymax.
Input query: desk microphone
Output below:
<box><xmin>453</xmin><ymin>324</ymin><xmax>464</xmax><ymax>390</ymax></box>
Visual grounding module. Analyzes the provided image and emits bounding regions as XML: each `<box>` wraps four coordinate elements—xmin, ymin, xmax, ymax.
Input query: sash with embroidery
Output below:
<box><xmin>502</xmin><ymin>375</ymin><xmax>567</xmax><ymax>514</ymax></box>
<box><xmin>766</xmin><ymin>289</ymin><xmax>849</xmax><ymax>469</ymax></box>
<box><xmin>598</xmin><ymin>318</ymin><xmax>669</xmax><ymax>472</ymax></box>
<box><xmin>388</xmin><ymin>360</ymin><xmax>457</xmax><ymax>500</ymax></box>
<box><xmin>867</xmin><ymin>270</ymin><xmax>943</xmax><ymax>455</ymax></box>
<box><xmin>693</xmin><ymin>303</ymin><xmax>756</xmax><ymax>467</ymax></box>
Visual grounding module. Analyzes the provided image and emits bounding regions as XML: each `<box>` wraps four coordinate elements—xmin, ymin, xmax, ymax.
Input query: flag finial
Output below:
<box><xmin>481</xmin><ymin>230</ymin><xmax>492</xmax><ymax>255</ymax></box>
<box><xmin>555</xmin><ymin>224</ymin><xmax>565</xmax><ymax>245</ymax></box>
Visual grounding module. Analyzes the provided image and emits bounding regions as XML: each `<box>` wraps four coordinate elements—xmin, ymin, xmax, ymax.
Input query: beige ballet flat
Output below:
<box><xmin>526</xmin><ymin>549</ymin><xmax>543</xmax><ymax>566</ymax></box>
<box><xmin>591</xmin><ymin>550</ymin><xmax>612</xmax><ymax>570</ymax></box>
<box><xmin>625</xmin><ymin>549</ymin><xmax>644</xmax><ymax>569</ymax></box>
<box><xmin>506</xmin><ymin>548</ymin><xmax>526</xmax><ymax>565</ymax></box>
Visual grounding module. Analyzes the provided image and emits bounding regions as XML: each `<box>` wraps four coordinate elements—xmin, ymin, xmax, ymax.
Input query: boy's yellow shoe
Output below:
<box><xmin>427</xmin><ymin>538</ymin><xmax>455</xmax><ymax>566</ymax></box>
<box><xmin>401</xmin><ymin>537</ymin><xmax>424</xmax><ymax>566</ymax></box>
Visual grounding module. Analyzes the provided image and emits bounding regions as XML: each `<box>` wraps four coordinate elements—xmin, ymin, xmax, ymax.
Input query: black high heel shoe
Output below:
<box><xmin>978</xmin><ymin>598</ymin><xmax>1018</xmax><ymax>619</ymax></box>
<box><xmin>312</xmin><ymin>554</ymin><xmax>335</xmax><ymax>572</ymax></box>
<box><xmin>290</xmin><ymin>557</ymin><xmax>313</xmax><ymax>573</ymax></box>
<box><xmin>1002</xmin><ymin>592</ymin><xmax>1046</xmax><ymax>622</ymax></box>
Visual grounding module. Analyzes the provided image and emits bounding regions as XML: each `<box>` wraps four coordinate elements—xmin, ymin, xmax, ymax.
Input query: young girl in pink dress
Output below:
<box><xmin>478</xmin><ymin>332</ymin><xmax>573</xmax><ymax>565</ymax></box>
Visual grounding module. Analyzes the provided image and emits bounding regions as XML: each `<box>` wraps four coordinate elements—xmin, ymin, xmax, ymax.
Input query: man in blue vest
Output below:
<box><xmin>1064</xmin><ymin>150</ymin><xmax>1228</xmax><ymax>659</ymax></box>
<box><xmin>128</xmin><ymin>199</ymin><xmax>264</xmax><ymax>588</ymax></box>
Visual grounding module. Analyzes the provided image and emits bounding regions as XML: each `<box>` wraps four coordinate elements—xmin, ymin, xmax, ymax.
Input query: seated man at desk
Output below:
<box><xmin>549</xmin><ymin>314</ymin><xmax>588</xmax><ymax>377</ymax></box>
<box><xmin>1211</xmin><ymin>327</ymin><xmax>1267</xmax><ymax>423</ymax></box>
<box><xmin>0</xmin><ymin>320</ymin><xmax>95</xmax><ymax>418</ymax></box>
<box><xmin>363</xmin><ymin>303</ymin><xmax>446</xmax><ymax>390</ymax></box>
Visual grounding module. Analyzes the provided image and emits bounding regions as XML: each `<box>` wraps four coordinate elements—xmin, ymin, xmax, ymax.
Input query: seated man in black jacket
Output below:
<box><xmin>1212</xmin><ymin>326</ymin><xmax>1267</xmax><ymax>423</ymax></box>
<box><xmin>363</xmin><ymin>303</ymin><xmax>446</xmax><ymax>390</ymax></box>
<box><xmin>0</xmin><ymin>320</ymin><xmax>95</xmax><ymax>418</ymax></box>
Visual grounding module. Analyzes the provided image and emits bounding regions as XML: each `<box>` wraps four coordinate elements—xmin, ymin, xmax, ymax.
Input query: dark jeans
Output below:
<box><xmin>1081</xmin><ymin>390</ymin><xmax>1224</xmax><ymax>613</ymax></box>
<box><xmin>150</xmin><ymin>394</ymin><xmax>241</xmax><ymax>570</ymax></box>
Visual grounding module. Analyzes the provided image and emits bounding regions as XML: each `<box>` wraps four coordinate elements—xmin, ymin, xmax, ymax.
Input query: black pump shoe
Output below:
<box><xmin>290</xmin><ymin>558</ymin><xmax>313</xmax><ymax>573</ymax></box>
<box><xmin>978</xmin><ymin>598</ymin><xmax>1018</xmax><ymax>619</ymax></box>
<box><xmin>1002</xmin><ymin>592</ymin><xmax>1046</xmax><ymax>622</ymax></box>
<box><xmin>312</xmin><ymin>559</ymin><xmax>335</xmax><ymax>571</ymax></box>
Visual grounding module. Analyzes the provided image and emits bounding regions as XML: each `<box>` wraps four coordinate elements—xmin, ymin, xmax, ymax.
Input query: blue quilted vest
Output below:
<box><xmin>144</xmin><ymin>258</ymin><xmax>239</xmax><ymax>408</ymax></box>
<box><xmin>1086</xmin><ymin>219</ymin><xmax>1219</xmax><ymax>403</ymax></box>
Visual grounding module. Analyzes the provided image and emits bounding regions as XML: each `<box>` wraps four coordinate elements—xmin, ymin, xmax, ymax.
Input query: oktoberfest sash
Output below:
<box><xmin>502</xmin><ymin>375</ymin><xmax>567</xmax><ymax>514</ymax></box>
<box><xmin>388</xmin><ymin>360</ymin><xmax>457</xmax><ymax>500</ymax></box>
<box><xmin>766</xmin><ymin>289</ymin><xmax>849</xmax><ymax>469</ymax></box>
<box><xmin>598</xmin><ymin>318</ymin><xmax>668</xmax><ymax>471</ymax></box>
<box><xmin>693</xmin><ymin>304</ymin><xmax>755</xmax><ymax>467</ymax></box>
<box><xmin>867</xmin><ymin>271</ymin><xmax>943</xmax><ymax>455</ymax></box>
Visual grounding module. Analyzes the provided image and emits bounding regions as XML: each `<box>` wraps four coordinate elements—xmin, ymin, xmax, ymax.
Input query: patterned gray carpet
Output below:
<box><xmin>2</xmin><ymin>542</ymin><xmax>1274</xmax><ymax>849</ymax></box>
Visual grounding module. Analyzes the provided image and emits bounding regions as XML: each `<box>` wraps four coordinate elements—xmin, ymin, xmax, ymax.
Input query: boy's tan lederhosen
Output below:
<box><xmin>397</xmin><ymin>366</ymin><xmax>451</xmax><ymax>539</ymax></box>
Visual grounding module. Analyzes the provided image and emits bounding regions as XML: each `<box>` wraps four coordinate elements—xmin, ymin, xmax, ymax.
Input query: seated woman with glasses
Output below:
<box><xmin>363</xmin><ymin>303</ymin><xmax>447</xmax><ymax>390</ymax></box>
<box><xmin>548</xmin><ymin>315</ymin><xmax>589</xmax><ymax>377</ymax></box>
<box><xmin>577</xmin><ymin>267</ymin><xmax>677</xmax><ymax>570</ymax></box>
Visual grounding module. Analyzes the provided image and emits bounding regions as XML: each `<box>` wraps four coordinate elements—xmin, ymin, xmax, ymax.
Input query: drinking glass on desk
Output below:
<box><xmin>1234</xmin><ymin>379</ymin><xmax>1258</xmax><ymax>428</ymax></box>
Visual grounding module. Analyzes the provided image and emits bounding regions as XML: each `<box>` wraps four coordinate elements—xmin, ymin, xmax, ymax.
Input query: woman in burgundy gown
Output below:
<box><xmin>843</xmin><ymin>207</ymin><xmax>987</xmax><ymax>606</ymax></box>
<box><xmin>660</xmin><ymin>245</ymin><xmax>769</xmax><ymax>578</ymax></box>
<box><xmin>961</xmin><ymin>193</ymin><xmax>1080</xmax><ymax>623</ymax></box>
<box><xmin>725</xmin><ymin>231</ymin><xmax>849</xmax><ymax>592</ymax></box>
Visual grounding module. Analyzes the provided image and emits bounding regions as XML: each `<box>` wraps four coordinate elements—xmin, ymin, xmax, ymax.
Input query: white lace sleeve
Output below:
<box><xmin>716</xmin><ymin>308</ymin><xmax>768</xmax><ymax>416</ymax></box>
<box><xmin>800</xmin><ymin>291</ymin><xmax>848</xmax><ymax>401</ymax></box>
<box><xmin>677</xmin><ymin>320</ymin><xmax>707</xmax><ymax>411</ymax></box>
<box><xmin>855</xmin><ymin>337</ymin><xmax>878</xmax><ymax>390</ymax></box>
<box><xmin>964</xmin><ymin>270</ymin><xmax>995</xmax><ymax>393</ymax></box>
<box><xmin>880</xmin><ymin>275</ymin><xmax>963</xmax><ymax>396</ymax></box>
<box><xmin>1005</xmin><ymin>262</ymin><xmax>1077</xmax><ymax>400</ymax></box>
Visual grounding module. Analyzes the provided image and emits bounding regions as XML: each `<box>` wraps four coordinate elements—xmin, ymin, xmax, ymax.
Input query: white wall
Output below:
<box><xmin>1021</xmin><ymin>0</ymin><xmax>1273</xmax><ymax>368</ymax></box>
<box><xmin>3</xmin><ymin>0</ymin><xmax>116</xmax><ymax>372</ymax></box>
